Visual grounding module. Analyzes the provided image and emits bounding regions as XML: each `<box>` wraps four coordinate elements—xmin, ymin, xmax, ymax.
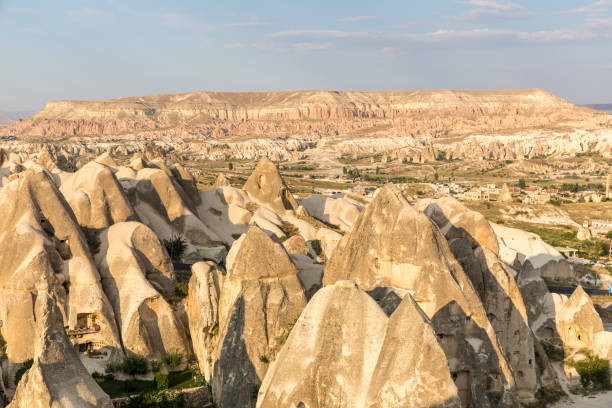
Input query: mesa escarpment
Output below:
<box><xmin>1</xmin><ymin>89</ymin><xmax>602</xmax><ymax>142</ymax></box>
<box><xmin>0</xmin><ymin>151</ymin><xmax>611</xmax><ymax>407</ymax></box>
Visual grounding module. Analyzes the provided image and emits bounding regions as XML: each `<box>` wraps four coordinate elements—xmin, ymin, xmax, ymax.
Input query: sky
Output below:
<box><xmin>1</xmin><ymin>0</ymin><xmax>612</xmax><ymax>111</ymax></box>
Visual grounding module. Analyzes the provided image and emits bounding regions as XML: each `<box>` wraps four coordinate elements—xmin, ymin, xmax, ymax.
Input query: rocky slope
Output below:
<box><xmin>1</xmin><ymin>89</ymin><xmax>602</xmax><ymax>142</ymax></box>
<box><xmin>0</xmin><ymin>151</ymin><xmax>611</xmax><ymax>407</ymax></box>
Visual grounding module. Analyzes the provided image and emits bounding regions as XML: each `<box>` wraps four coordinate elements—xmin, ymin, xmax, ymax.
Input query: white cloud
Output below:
<box><xmin>265</xmin><ymin>25</ymin><xmax>606</xmax><ymax>53</ymax></box>
<box><xmin>67</xmin><ymin>7</ymin><xmax>106</xmax><ymax>18</ymax></box>
<box><xmin>162</xmin><ymin>13</ymin><xmax>267</xmax><ymax>31</ymax></box>
<box><xmin>454</xmin><ymin>1</ymin><xmax>533</xmax><ymax>23</ymax></box>
<box><xmin>292</xmin><ymin>42</ymin><xmax>332</xmax><ymax>51</ymax></box>
<box><xmin>564</xmin><ymin>0</ymin><xmax>612</xmax><ymax>14</ymax></box>
<box><xmin>339</xmin><ymin>16</ymin><xmax>376</xmax><ymax>23</ymax></box>
<box><xmin>584</xmin><ymin>17</ymin><xmax>612</xmax><ymax>28</ymax></box>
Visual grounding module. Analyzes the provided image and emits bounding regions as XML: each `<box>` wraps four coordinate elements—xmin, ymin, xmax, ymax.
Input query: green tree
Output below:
<box><xmin>228</xmin><ymin>162</ymin><xmax>234</xmax><ymax>171</ymax></box>
<box><xmin>518</xmin><ymin>179</ymin><xmax>526</xmax><ymax>189</ymax></box>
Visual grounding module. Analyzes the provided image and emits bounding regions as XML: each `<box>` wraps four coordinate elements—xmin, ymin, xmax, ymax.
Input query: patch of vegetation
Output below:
<box><xmin>174</xmin><ymin>282</ymin><xmax>189</xmax><ymax>299</ymax></box>
<box><xmin>150</xmin><ymin>360</ymin><xmax>163</xmax><ymax>373</ymax></box>
<box><xmin>279</xmin><ymin>221</ymin><xmax>299</xmax><ymax>240</ymax></box>
<box><xmin>296</xmin><ymin>214</ymin><xmax>342</xmax><ymax>233</ymax></box>
<box><xmin>124</xmin><ymin>355</ymin><xmax>149</xmax><ymax>376</ymax></box>
<box><xmin>310</xmin><ymin>239</ymin><xmax>322</xmax><ymax>256</ymax></box>
<box><xmin>126</xmin><ymin>390</ymin><xmax>184</xmax><ymax>408</ymax></box>
<box><xmin>245</xmin><ymin>202</ymin><xmax>259</xmax><ymax>212</ymax></box>
<box><xmin>163</xmin><ymin>350</ymin><xmax>184</xmax><ymax>370</ymax></box>
<box><xmin>155</xmin><ymin>373</ymin><xmax>169</xmax><ymax>390</ymax></box>
<box><xmin>99</xmin><ymin>368</ymin><xmax>206</xmax><ymax>399</ymax></box>
<box><xmin>259</xmin><ymin>355</ymin><xmax>269</xmax><ymax>364</ymax></box>
<box><xmin>163</xmin><ymin>235</ymin><xmax>187</xmax><ymax>262</ymax></box>
<box><xmin>14</xmin><ymin>359</ymin><xmax>33</xmax><ymax>386</ymax></box>
<box><xmin>573</xmin><ymin>355</ymin><xmax>611</xmax><ymax>390</ymax></box>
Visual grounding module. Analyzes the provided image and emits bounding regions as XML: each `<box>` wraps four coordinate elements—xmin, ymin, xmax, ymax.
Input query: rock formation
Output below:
<box><xmin>95</xmin><ymin>222</ymin><xmax>190</xmax><ymax>360</ymax></box>
<box><xmin>419</xmin><ymin>197</ymin><xmax>559</xmax><ymax>402</ymax></box>
<box><xmin>243</xmin><ymin>157</ymin><xmax>298</xmax><ymax>213</ymax></box>
<box><xmin>324</xmin><ymin>185</ymin><xmax>518</xmax><ymax>407</ymax></box>
<box><xmin>257</xmin><ymin>280</ymin><xmax>461</xmax><ymax>408</ymax></box>
<box><xmin>8</xmin><ymin>292</ymin><xmax>112</xmax><ymax>408</ymax></box>
<box><xmin>58</xmin><ymin>161</ymin><xmax>136</xmax><ymax>229</ymax></box>
<box><xmin>0</xmin><ymin>166</ymin><xmax>121</xmax><ymax>364</ymax></box>
<box><xmin>187</xmin><ymin>225</ymin><xmax>308</xmax><ymax>408</ymax></box>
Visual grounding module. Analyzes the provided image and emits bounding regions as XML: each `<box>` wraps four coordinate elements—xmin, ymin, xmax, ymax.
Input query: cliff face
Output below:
<box><xmin>1</xmin><ymin>89</ymin><xmax>598</xmax><ymax>140</ymax></box>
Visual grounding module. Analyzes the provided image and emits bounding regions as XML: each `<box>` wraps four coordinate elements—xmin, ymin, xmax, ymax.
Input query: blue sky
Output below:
<box><xmin>1</xmin><ymin>0</ymin><xmax>612</xmax><ymax>111</ymax></box>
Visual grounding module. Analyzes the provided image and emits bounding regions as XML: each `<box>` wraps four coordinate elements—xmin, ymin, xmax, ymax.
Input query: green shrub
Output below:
<box><xmin>259</xmin><ymin>355</ymin><xmax>269</xmax><ymax>364</ymax></box>
<box><xmin>122</xmin><ymin>354</ymin><xmax>149</xmax><ymax>376</ymax></box>
<box><xmin>174</xmin><ymin>282</ymin><xmax>188</xmax><ymax>299</ymax></box>
<box><xmin>127</xmin><ymin>391</ymin><xmax>184</xmax><ymax>408</ymax></box>
<box><xmin>163</xmin><ymin>235</ymin><xmax>187</xmax><ymax>262</ymax></box>
<box><xmin>163</xmin><ymin>350</ymin><xmax>183</xmax><ymax>370</ymax></box>
<box><xmin>574</xmin><ymin>355</ymin><xmax>611</xmax><ymax>389</ymax></box>
<box><xmin>150</xmin><ymin>360</ymin><xmax>162</xmax><ymax>373</ymax></box>
<box><xmin>15</xmin><ymin>359</ymin><xmax>33</xmax><ymax>386</ymax></box>
<box><xmin>155</xmin><ymin>373</ymin><xmax>169</xmax><ymax>390</ymax></box>
<box><xmin>279</xmin><ymin>221</ymin><xmax>299</xmax><ymax>239</ymax></box>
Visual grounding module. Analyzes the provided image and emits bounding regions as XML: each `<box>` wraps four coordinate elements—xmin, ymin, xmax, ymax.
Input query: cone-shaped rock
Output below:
<box><xmin>243</xmin><ymin>157</ymin><xmax>298</xmax><ymax>213</ymax></box>
<box><xmin>0</xmin><ymin>167</ymin><xmax>121</xmax><ymax>363</ymax></box>
<box><xmin>365</xmin><ymin>294</ymin><xmax>461</xmax><ymax>408</ymax></box>
<box><xmin>200</xmin><ymin>225</ymin><xmax>307</xmax><ymax>408</ymax></box>
<box><xmin>256</xmin><ymin>281</ymin><xmax>388</xmax><ymax>408</ymax></box>
<box><xmin>324</xmin><ymin>184</ymin><xmax>518</xmax><ymax>407</ymax></box>
<box><xmin>257</xmin><ymin>281</ymin><xmax>461</xmax><ymax>408</ymax></box>
<box><xmin>59</xmin><ymin>161</ymin><xmax>136</xmax><ymax>229</ymax></box>
<box><xmin>213</xmin><ymin>173</ymin><xmax>231</xmax><ymax>188</ymax></box>
<box><xmin>95</xmin><ymin>222</ymin><xmax>190</xmax><ymax>359</ymax></box>
<box><xmin>8</xmin><ymin>292</ymin><xmax>112</xmax><ymax>408</ymax></box>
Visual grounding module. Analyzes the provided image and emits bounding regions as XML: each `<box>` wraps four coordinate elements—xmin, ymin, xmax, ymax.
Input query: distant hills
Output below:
<box><xmin>0</xmin><ymin>110</ymin><xmax>34</xmax><ymax>126</ymax></box>
<box><xmin>582</xmin><ymin>104</ymin><xmax>612</xmax><ymax>113</ymax></box>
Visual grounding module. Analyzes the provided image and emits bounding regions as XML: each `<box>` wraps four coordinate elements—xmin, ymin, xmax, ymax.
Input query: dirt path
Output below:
<box><xmin>552</xmin><ymin>391</ymin><xmax>612</xmax><ymax>408</ymax></box>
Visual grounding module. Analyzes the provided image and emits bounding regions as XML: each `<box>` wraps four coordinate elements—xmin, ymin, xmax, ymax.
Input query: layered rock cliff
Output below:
<box><xmin>1</xmin><ymin>89</ymin><xmax>601</xmax><ymax>141</ymax></box>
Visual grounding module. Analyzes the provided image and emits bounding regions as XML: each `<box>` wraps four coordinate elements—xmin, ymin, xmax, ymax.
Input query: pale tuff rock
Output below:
<box><xmin>187</xmin><ymin>262</ymin><xmax>223</xmax><ymax>381</ymax></box>
<box><xmin>551</xmin><ymin>286</ymin><xmax>612</xmax><ymax>366</ymax></box>
<box><xmin>418</xmin><ymin>196</ymin><xmax>499</xmax><ymax>255</ymax></box>
<box><xmin>196</xmin><ymin>186</ymin><xmax>252</xmax><ymax>246</ymax></box>
<box><xmin>282</xmin><ymin>234</ymin><xmax>309</xmax><ymax>255</ymax></box>
<box><xmin>213</xmin><ymin>173</ymin><xmax>231</xmax><ymax>188</ymax></box>
<box><xmin>315</xmin><ymin>227</ymin><xmax>343</xmax><ymax>259</ymax></box>
<box><xmin>0</xmin><ymin>167</ymin><xmax>121</xmax><ymax>363</ymax></box>
<box><xmin>299</xmin><ymin>195</ymin><xmax>362</xmax><ymax>232</ymax></box>
<box><xmin>58</xmin><ymin>161</ymin><xmax>136</xmax><ymax>229</ymax></box>
<box><xmin>257</xmin><ymin>282</ymin><xmax>460</xmax><ymax>408</ymax></box>
<box><xmin>187</xmin><ymin>225</ymin><xmax>307</xmax><ymax>408</ymax></box>
<box><xmin>8</xmin><ymin>292</ymin><xmax>112</xmax><ymax>408</ymax></box>
<box><xmin>324</xmin><ymin>184</ymin><xmax>518</xmax><ymax>407</ymax></box>
<box><xmin>243</xmin><ymin>157</ymin><xmax>298</xmax><ymax>213</ymax></box>
<box><xmin>95</xmin><ymin>222</ymin><xmax>189</xmax><ymax>359</ymax></box>
<box><xmin>257</xmin><ymin>281</ymin><xmax>388</xmax><ymax>408</ymax></box>
<box><xmin>421</xmin><ymin>198</ymin><xmax>559</xmax><ymax>401</ymax></box>
<box><xmin>119</xmin><ymin>162</ymin><xmax>223</xmax><ymax>255</ymax></box>
<box><xmin>94</xmin><ymin>152</ymin><xmax>118</xmax><ymax>168</ymax></box>
<box><xmin>492</xmin><ymin>223</ymin><xmax>574</xmax><ymax>281</ymax></box>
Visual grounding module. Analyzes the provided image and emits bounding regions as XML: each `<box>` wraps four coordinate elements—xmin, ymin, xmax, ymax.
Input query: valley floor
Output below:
<box><xmin>553</xmin><ymin>391</ymin><xmax>612</xmax><ymax>408</ymax></box>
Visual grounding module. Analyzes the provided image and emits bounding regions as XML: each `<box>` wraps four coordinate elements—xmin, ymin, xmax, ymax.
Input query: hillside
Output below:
<box><xmin>1</xmin><ymin>89</ymin><xmax>603</xmax><ymax>141</ymax></box>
